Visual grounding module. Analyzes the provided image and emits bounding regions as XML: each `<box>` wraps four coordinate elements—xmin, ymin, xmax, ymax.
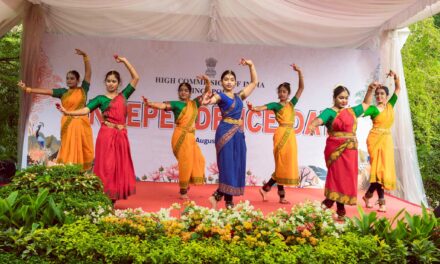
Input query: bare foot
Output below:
<box><xmin>180</xmin><ymin>194</ymin><xmax>189</xmax><ymax>200</ymax></box>
<box><xmin>208</xmin><ymin>196</ymin><xmax>218</xmax><ymax>210</ymax></box>
<box><xmin>362</xmin><ymin>196</ymin><xmax>373</xmax><ymax>208</ymax></box>
<box><xmin>378</xmin><ymin>204</ymin><xmax>386</xmax><ymax>212</ymax></box>
<box><xmin>259</xmin><ymin>188</ymin><xmax>268</xmax><ymax>202</ymax></box>
<box><xmin>336</xmin><ymin>214</ymin><xmax>346</xmax><ymax>221</ymax></box>
<box><xmin>279</xmin><ymin>198</ymin><xmax>290</xmax><ymax>204</ymax></box>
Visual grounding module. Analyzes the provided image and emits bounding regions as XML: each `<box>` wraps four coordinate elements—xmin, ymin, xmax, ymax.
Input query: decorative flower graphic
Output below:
<box><xmin>246</xmin><ymin>170</ymin><xmax>258</xmax><ymax>186</ymax></box>
<box><xmin>206</xmin><ymin>162</ymin><xmax>219</xmax><ymax>183</ymax></box>
<box><xmin>165</xmin><ymin>164</ymin><xmax>179</xmax><ymax>182</ymax></box>
<box><xmin>144</xmin><ymin>166</ymin><xmax>166</xmax><ymax>182</ymax></box>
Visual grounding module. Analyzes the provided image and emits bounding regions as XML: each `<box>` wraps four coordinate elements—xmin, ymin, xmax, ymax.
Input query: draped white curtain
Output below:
<box><xmin>1</xmin><ymin>0</ymin><xmax>438</xmax><ymax>205</ymax></box>
<box><xmin>1</xmin><ymin>0</ymin><xmax>437</xmax><ymax>47</ymax></box>
<box><xmin>380</xmin><ymin>29</ymin><xmax>428</xmax><ymax>205</ymax></box>
<box><xmin>17</xmin><ymin>2</ymin><xmax>46</xmax><ymax>168</ymax></box>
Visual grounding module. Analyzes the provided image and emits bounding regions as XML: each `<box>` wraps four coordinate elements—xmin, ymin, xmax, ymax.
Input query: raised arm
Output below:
<box><xmin>201</xmin><ymin>93</ymin><xmax>221</xmax><ymax>105</ymax></box>
<box><xmin>142</xmin><ymin>97</ymin><xmax>168</xmax><ymax>110</ymax></box>
<box><xmin>387</xmin><ymin>70</ymin><xmax>400</xmax><ymax>96</ymax></box>
<box><xmin>246</xmin><ymin>101</ymin><xmax>267</xmax><ymax>112</ymax></box>
<box><xmin>292</xmin><ymin>64</ymin><xmax>304</xmax><ymax>99</ymax></box>
<box><xmin>198</xmin><ymin>75</ymin><xmax>212</xmax><ymax>95</ymax></box>
<box><xmin>115</xmin><ymin>56</ymin><xmax>139</xmax><ymax>87</ymax></box>
<box><xmin>76</xmin><ymin>49</ymin><xmax>91</xmax><ymax>83</ymax></box>
<box><xmin>239</xmin><ymin>58</ymin><xmax>258</xmax><ymax>100</ymax></box>
<box><xmin>17</xmin><ymin>80</ymin><xmax>53</xmax><ymax>96</ymax></box>
<box><xmin>362</xmin><ymin>82</ymin><xmax>377</xmax><ymax>111</ymax></box>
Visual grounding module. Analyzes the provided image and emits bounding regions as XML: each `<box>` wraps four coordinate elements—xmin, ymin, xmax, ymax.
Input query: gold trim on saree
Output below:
<box><xmin>326</xmin><ymin>108</ymin><xmax>359</xmax><ymax>168</ymax></box>
<box><xmin>103</xmin><ymin>120</ymin><xmax>126</xmax><ymax>130</ymax></box>
<box><xmin>324</xmin><ymin>188</ymin><xmax>357</xmax><ymax>205</ymax></box>
<box><xmin>223</xmin><ymin>117</ymin><xmax>243</xmax><ymax>125</ymax></box>
<box><xmin>219</xmin><ymin>183</ymin><xmax>245</xmax><ymax>196</ymax></box>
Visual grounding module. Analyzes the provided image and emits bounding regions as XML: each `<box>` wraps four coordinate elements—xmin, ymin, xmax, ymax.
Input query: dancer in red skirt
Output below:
<box><xmin>308</xmin><ymin>83</ymin><xmax>376</xmax><ymax>219</ymax></box>
<box><xmin>59</xmin><ymin>55</ymin><xmax>139</xmax><ymax>203</ymax></box>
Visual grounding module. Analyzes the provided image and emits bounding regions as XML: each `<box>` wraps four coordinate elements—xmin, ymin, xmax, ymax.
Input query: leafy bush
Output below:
<box><xmin>350</xmin><ymin>206</ymin><xmax>440</xmax><ymax>262</ymax></box>
<box><xmin>0</xmin><ymin>189</ymin><xmax>70</xmax><ymax>230</ymax></box>
<box><xmin>0</xmin><ymin>165</ymin><xmax>112</xmax><ymax>218</ymax></box>
<box><xmin>6</xmin><ymin>218</ymin><xmax>401</xmax><ymax>263</ymax></box>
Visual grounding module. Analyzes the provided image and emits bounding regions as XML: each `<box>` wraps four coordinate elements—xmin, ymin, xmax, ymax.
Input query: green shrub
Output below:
<box><xmin>1</xmin><ymin>218</ymin><xmax>403</xmax><ymax>263</ymax></box>
<box><xmin>0</xmin><ymin>165</ymin><xmax>112</xmax><ymax>219</ymax></box>
<box><xmin>0</xmin><ymin>189</ymin><xmax>70</xmax><ymax>230</ymax></box>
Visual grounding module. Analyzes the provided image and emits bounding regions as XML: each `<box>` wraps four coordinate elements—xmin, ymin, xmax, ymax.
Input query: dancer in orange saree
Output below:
<box><xmin>142</xmin><ymin>75</ymin><xmax>211</xmax><ymax>199</ymax></box>
<box><xmin>59</xmin><ymin>55</ymin><xmax>139</xmax><ymax>203</ymax></box>
<box><xmin>18</xmin><ymin>49</ymin><xmax>94</xmax><ymax>170</ymax></box>
<box><xmin>247</xmin><ymin>64</ymin><xmax>304</xmax><ymax>204</ymax></box>
<box><xmin>308</xmin><ymin>83</ymin><xmax>376</xmax><ymax>219</ymax></box>
<box><xmin>362</xmin><ymin>70</ymin><xmax>400</xmax><ymax>213</ymax></box>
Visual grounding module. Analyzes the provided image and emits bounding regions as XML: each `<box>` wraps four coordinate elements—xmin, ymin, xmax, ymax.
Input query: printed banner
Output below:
<box><xmin>23</xmin><ymin>33</ymin><xmax>380</xmax><ymax>190</ymax></box>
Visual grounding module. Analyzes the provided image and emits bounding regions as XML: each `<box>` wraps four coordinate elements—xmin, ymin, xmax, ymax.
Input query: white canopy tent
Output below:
<box><xmin>1</xmin><ymin>0</ymin><xmax>439</xmax><ymax>205</ymax></box>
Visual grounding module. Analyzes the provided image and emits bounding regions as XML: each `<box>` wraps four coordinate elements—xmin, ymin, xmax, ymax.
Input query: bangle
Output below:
<box><xmin>83</xmin><ymin>56</ymin><xmax>90</xmax><ymax>62</ymax></box>
<box><xmin>25</xmin><ymin>87</ymin><xmax>32</xmax><ymax>93</ymax></box>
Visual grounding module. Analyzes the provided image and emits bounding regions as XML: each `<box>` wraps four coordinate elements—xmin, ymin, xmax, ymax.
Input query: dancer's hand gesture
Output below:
<box><xmin>291</xmin><ymin>64</ymin><xmax>301</xmax><ymax>72</ymax></box>
<box><xmin>75</xmin><ymin>49</ymin><xmax>87</xmax><ymax>57</ymax></box>
<box><xmin>246</xmin><ymin>101</ymin><xmax>254</xmax><ymax>111</ymax></box>
<box><xmin>197</xmin><ymin>74</ymin><xmax>210</xmax><ymax>82</ymax></box>
<box><xmin>308</xmin><ymin>124</ymin><xmax>316</xmax><ymax>136</ymax></box>
<box><xmin>142</xmin><ymin>96</ymin><xmax>149</xmax><ymax>106</ymax></box>
<box><xmin>239</xmin><ymin>58</ymin><xmax>253</xmax><ymax>67</ymax></box>
<box><xmin>368</xmin><ymin>81</ymin><xmax>379</xmax><ymax>92</ymax></box>
<box><xmin>114</xmin><ymin>55</ymin><xmax>127</xmax><ymax>63</ymax></box>
<box><xmin>386</xmin><ymin>70</ymin><xmax>398</xmax><ymax>80</ymax></box>
<box><xmin>17</xmin><ymin>80</ymin><xmax>26</xmax><ymax>91</ymax></box>
<box><xmin>56</xmin><ymin>103</ymin><xmax>67</xmax><ymax>114</ymax></box>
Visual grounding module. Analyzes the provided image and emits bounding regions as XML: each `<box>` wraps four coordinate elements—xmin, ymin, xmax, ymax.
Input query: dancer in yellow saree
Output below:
<box><xmin>247</xmin><ymin>64</ymin><xmax>304</xmax><ymax>204</ymax></box>
<box><xmin>143</xmin><ymin>76</ymin><xmax>211</xmax><ymax>199</ymax></box>
<box><xmin>362</xmin><ymin>70</ymin><xmax>400</xmax><ymax>212</ymax></box>
<box><xmin>18</xmin><ymin>49</ymin><xmax>94</xmax><ymax>170</ymax></box>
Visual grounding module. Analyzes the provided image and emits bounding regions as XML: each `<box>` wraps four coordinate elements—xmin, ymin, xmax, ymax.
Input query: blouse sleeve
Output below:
<box><xmin>318</xmin><ymin>108</ymin><xmax>334</xmax><ymax>124</ymax></box>
<box><xmin>86</xmin><ymin>96</ymin><xmax>102</xmax><ymax>112</ymax></box>
<box><xmin>121</xmin><ymin>83</ymin><xmax>135</xmax><ymax>100</ymax></box>
<box><xmin>363</xmin><ymin>105</ymin><xmax>379</xmax><ymax>118</ymax></box>
<box><xmin>193</xmin><ymin>97</ymin><xmax>201</xmax><ymax>107</ymax></box>
<box><xmin>265</xmin><ymin>102</ymin><xmax>282</xmax><ymax>112</ymax></box>
<box><xmin>81</xmin><ymin>80</ymin><xmax>90</xmax><ymax>93</ymax></box>
<box><xmin>388</xmin><ymin>93</ymin><xmax>398</xmax><ymax>107</ymax></box>
<box><xmin>169</xmin><ymin>101</ymin><xmax>179</xmax><ymax>110</ymax></box>
<box><xmin>52</xmin><ymin>88</ymin><xmax>68</xmax><ymax>98</ymax></box>
<box><xmin>290</xmin><ymin>96</ymin><xmax>299</xmax><ymax>106</ymax></box>
<box><xmin>352</xmin><ymin>104</ymin><xmax>365</xmax><ymax>118</ymax></box>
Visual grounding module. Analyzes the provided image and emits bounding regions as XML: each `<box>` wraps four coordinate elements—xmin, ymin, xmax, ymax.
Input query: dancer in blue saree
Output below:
<box><xmin>204</xmin><ymin>58</ymin><xmax>258</xmax><ymax>209</ymax></box>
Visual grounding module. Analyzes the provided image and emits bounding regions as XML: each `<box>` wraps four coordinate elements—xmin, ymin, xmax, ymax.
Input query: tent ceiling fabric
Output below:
<box><xmin>1</xmin><ymin>0</ymin><xmax>440</xmax><ymax>48</ymax></box>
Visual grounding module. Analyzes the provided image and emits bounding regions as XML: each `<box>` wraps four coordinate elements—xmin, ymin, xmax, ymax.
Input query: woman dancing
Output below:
<box><xmin>59</xmin><ymin>55</ymin><xmax>139</xmax><ymax>203</ymax></box>
<box><xmin>247</xmin><ymin>64</ymin><xmax>304</xmax><ymax>204</ymax></box>
<box><xmin>142</xmin><ymin>75</ymin><xmax>211</xmax><ymax>199</ymax></box>
<box><xmin>18</xmin><ymin>49</ymin><xmax>94</xmax><ymax>170</ymax></box>
<box><xmin>308</xmin><ymin>83</ymin><xmax>376</xmax><ymax>219</ymax></box>
<box><xmin>203</xmin><ymin>58</ymin><xmax>258</xmax><ymax>209</ymax></box>
<box><xmin>362</xmin><ymin>70</ymin><xmax>401</xmax><ymax>213</ymax></box>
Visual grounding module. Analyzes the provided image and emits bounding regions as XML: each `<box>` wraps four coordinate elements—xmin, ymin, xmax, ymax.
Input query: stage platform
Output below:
<box><xmin>115</xmin><ymin>182</ymin><xmax>423</xmax><ymax>219</ymax></box>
